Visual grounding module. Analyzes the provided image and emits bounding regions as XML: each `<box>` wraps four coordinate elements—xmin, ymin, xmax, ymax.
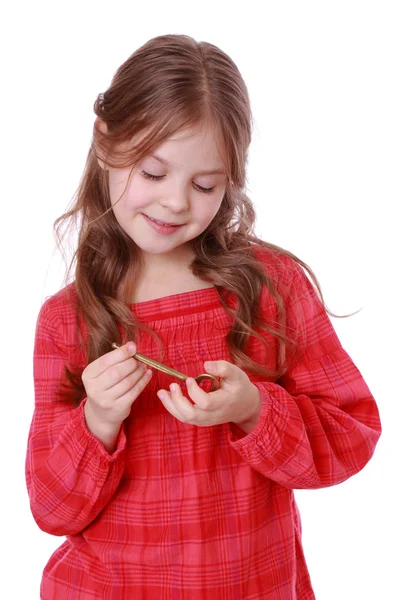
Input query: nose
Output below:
<box><xmin>160</xmin><ymin>182</ymin><xmax>190</xmax><ymax>213</ymax></box>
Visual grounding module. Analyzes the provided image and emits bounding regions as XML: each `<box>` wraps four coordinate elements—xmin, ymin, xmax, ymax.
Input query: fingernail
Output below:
<box><xmin>157</xmin><ymin>391</ymin><xmax>165</xmax><ymax>400</ymax></box>
<box><xmin>204</xmin><ymin>362</ymin><xmax>214</xmax><ymax>372</ymax></box>
<box><xmin>127</xmin><ymin>342</ymin><xmax>136</xmax><ymax>353</ymax></box>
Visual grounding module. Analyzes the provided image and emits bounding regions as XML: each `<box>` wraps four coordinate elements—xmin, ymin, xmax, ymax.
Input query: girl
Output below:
<box><xmin>26</xmin><ymin>34</ymin><xmax>381</xmax><ymax>599</ymax></box>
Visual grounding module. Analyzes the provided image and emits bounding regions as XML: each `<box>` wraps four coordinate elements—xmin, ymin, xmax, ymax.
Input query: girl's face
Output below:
<box><xmin>105</xmin><ymin>123</ymin><xmax>228</xmax><ymax>265</ymax></box>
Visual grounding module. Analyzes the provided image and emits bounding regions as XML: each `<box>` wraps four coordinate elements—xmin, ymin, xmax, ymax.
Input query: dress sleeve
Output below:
<box><xmin>25</xmin><ymin>298</ymin><xmax>127</xmax><ymax>535</ymax></box>
<box><xmin>228</xmin><ymin>258</ymin><xmax>382</xmax><ymax>489</ymax></box>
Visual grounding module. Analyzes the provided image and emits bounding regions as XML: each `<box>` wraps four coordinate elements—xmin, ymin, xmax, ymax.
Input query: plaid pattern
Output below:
<box><xmin>26</xmin><ymin>250</ymin><xmax>381</xmax><ymax>599</ymax></box>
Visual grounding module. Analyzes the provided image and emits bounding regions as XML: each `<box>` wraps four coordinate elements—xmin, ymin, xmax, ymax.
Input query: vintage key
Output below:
<box><xmin>111</xmin><ymin>342</ymin><xmax>219</xmax><ymax>391</ymax></box>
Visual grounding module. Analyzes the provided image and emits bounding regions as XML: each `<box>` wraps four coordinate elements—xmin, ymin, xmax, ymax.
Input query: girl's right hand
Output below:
<box><xmin>82</xmin><ymin>342</ymin><xmax>152</xmax><ymax>451</ymax></box>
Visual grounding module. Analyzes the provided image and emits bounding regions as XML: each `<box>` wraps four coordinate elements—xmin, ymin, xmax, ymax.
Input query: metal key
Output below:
<box><xmin>111</xmin><ymin>342</ymin><xmax>219</xmax><ymax>391</ymax></box>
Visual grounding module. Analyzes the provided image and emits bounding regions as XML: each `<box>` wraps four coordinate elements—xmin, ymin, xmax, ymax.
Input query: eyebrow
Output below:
<box><xmin>149</xmin><ymin>153</ymin><xmax>226</xmax><ymax>176</ymax></box>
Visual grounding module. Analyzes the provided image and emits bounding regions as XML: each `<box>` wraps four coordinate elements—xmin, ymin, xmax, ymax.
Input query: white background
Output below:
<box><xmin>1</xmin><ymin>1</ymin><xmax>399</xmax><ymax>598</ymax></box>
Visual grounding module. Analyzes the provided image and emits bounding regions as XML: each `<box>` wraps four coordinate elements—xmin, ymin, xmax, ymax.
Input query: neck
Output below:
<box><xmin>142</xmin><ymin>246</ymin><xmax>195</xmax><ymax>277</ymax></box>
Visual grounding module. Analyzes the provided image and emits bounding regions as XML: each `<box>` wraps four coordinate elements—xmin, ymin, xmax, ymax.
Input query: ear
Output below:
<box><xmin>94</xmin><ymin>118</ymin><xmax>109</xmax><ymax>170</ymax></box>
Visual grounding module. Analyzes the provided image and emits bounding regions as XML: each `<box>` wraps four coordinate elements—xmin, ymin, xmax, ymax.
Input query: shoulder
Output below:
<box><xmin>37</xmin><ymin>282</ymin><xmax>78</xmax><ymax>322</ymax></box>
<box><xmin>250</xmin><ymin>243</ymin><xmax>324</xmax><ymax>331</ymax></box>
<box><xmin>250</xmin><ymin>243</ymin><xmax>308</xmax><ymax>293</ymax></box>
<box><xmin>35</xmin><ymin>282</ymin><xmax>85</xmax><ymax>352</ymax></box>
<box><xmin>250</xmin><ymin>243</ymin><xmax>339</xmax><ymax>359</ymax></box>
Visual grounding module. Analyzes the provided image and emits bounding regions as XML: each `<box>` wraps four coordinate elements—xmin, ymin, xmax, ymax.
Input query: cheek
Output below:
<box><xmin>110</xmin><ymin>177</ymin><xmax>152</xmax><ymax>213</ymax></box>
<box><xmin>198</xmin><ymin>194</ymin><xmax>224</xmax><ymax>223</ymax></box>
<box><xmin>131</xmin><ymin>188</ymin><xmax>153</xmax><ymax>210</ymax></box>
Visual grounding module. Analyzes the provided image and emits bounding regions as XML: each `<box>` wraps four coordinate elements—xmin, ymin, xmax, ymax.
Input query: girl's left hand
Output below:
<box><xmin>156</xmin><ymin>360</ymin><xmax>262</xmax><ymax>430</ymax></box>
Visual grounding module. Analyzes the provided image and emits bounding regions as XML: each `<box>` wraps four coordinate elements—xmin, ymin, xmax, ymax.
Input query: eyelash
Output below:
<box><xmin>141</xmin><ymin>170</ymin><xmax>215</xmax><ymax>194</ymax></box>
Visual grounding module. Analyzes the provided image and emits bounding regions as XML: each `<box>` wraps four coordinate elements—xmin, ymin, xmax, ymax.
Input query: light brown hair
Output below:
<box><xmin>54</xmin><ymin>34</ymin><xmax>355</xmax><ymax>405</ymax></box>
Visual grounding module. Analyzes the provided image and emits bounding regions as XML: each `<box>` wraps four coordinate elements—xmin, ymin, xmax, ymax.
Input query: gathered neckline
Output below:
<box><xmin>129</xmin><ymin>286</ymin><xmax>223</xmax><ymax>321</ymax></box>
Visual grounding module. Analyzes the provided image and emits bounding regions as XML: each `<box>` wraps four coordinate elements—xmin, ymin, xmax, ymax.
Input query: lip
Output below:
<box><xmin>145</xmin><ymin>215</ymin><xmax>185</xmax><ymax>226</ymax></box>
<box><xmin>142</xmin><ymin>213</ymin><xmax>185</xmax><ymax>235</ymax></box>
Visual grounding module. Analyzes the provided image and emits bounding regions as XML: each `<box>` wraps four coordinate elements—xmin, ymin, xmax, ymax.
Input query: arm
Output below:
<box><xmin>25</xmin><ymin>298</ymin><xmax>127</xmax><ymax>536</ymax></box>
<box><xmin>228</xmin><ymin>258</ymin><xmax>381</xmax><ymax>489</ymax></box>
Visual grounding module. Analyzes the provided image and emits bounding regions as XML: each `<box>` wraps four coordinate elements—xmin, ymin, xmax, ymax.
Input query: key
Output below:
<box><xmin>111</xmin><ymin>342</ymin><xmax>219</xmax><ymax>391</ymax></box>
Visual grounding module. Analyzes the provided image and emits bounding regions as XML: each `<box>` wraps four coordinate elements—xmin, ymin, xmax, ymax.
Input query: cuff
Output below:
<box><xmin>72</xmin><ymin>398</ymin><xmax>127</xmax><ymax>464</ymax></box>
<box><xmin>228</xmin><ymin>382</ymin><xmax>272</xmax><ymax>448</ymax></box>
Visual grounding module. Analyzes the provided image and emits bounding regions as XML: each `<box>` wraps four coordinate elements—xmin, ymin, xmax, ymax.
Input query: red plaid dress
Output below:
<box><xmin>26</xmin><ymin>249</ymin><xmax>381</xmax><ymax>599</ymax></box>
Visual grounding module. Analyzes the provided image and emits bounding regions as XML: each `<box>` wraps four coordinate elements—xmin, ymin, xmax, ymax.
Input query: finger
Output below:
<box><xmin>157</xmin><ymin>384</ymin><xmax>196</xmax><ymax>423</ymax></box>
<box><xmin>185</xmin><ymin>377</ymin><xmax>226</xmax><ymax>410</ymax></box>
<box><xmin>109</xmin><ymin>362</ymin><xmax>148</xmax><ymax>399</ymax></box>
<box><xmin>114</xmin><ymin>366</ymin><xmax>153</xmax><ymax>406</ymax></box>
<box><xmin>87</xmin><ymin>342</ymin><xmax>137</xmax><ymax>379</ymax></box>
<box><xmin>204</xmin><ymin>360</ymin><xmax>243</xmax><ymax>385</ymax></box>
<box><xmin>157</xmin><ymin>389</ymin><xmax>182</xmax><ymax>421</ymax></box>
<box><xmin>103</xmin><ymin>354</ymin><xmax>144</xmax><ymax>392</ymax></box>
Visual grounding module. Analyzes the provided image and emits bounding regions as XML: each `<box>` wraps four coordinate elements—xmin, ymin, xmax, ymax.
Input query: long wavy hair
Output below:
<box><xmin>53</xmin><ymin>34</ymin><xmax>356</xmax><ymax>405</ymax></box>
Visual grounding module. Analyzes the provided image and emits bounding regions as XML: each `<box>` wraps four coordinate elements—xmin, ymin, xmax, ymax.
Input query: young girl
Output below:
<box><xmin>26</xmin><ymin>34</ymin><xmax>381</xmax><ymax>599</ymax></box>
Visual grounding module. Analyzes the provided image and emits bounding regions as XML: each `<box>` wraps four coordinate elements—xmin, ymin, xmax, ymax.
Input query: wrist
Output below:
<box><xmin>84</xmin><ymin>401</ymin><xmax>122</xmax><ymax>453</ymax></box>
<box><xmin>234</xmin><ymin>384</ymin><xmax>262</xmax><ymax>434</ymax></box>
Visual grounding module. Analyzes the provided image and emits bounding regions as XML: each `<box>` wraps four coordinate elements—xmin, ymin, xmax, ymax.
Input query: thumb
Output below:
<box><xmin>204</xmin><ymin>360</ymin><xmax>243</xmax><ymax>385</ymax></box>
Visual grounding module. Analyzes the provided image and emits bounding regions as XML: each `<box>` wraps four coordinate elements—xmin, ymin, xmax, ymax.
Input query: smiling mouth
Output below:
<box><xmin>144</xmin><ymin>214</ymin><xmax>185</xmax><ymax>226</ymax></box>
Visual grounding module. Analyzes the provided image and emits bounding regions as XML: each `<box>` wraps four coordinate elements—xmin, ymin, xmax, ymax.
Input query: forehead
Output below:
<box><xmin>152</xmin><ymin>124</ymin><xmax>227</xmax><ymax>170</ymax></box>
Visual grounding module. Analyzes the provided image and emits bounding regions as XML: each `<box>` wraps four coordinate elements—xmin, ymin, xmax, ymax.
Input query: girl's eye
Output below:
<box><xmin>141</xmin><ymin>170</ymin><xmax>215</xmax><ymax>195</ymax></box>
<box><xmin>141</xmin><ymin>170</ymin><xmax>164</xmax><ymax>181</ymax></box>
<box><xmin>196</xmin><ymin>184</ymin><xmax>215</xmax><ymax>194</ymax></box>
